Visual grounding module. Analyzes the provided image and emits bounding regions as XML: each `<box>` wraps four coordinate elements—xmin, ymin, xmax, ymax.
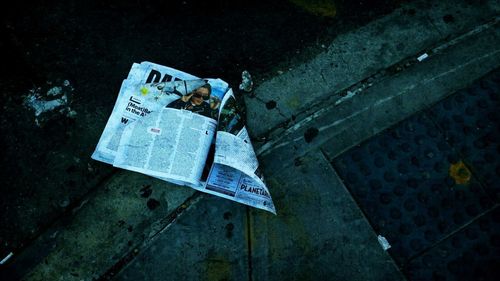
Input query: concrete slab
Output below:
<box><xmin>256</xmin><ymin>18</ymin><xmax>500</xmax><ymax>178</ymax></box>
<box><xmin>19</xmin><ymin>172</ymin><xmax>194</xmax><ymax>281</ymax></box>
<box><xmin>115</xmin><ymin>194</ymin><xmax>249</xmax><ymax>281</ymax></box>
<box><xmin>245</xmin><ymin>0</ymin><xmax>499</xmax><ymax>138</ymax></box>
<box><xmin>423</xmin><ymin>0</ymin><xmax>499</xmax><ymax>36</ymax></box>
<box><xmin>249</xmin><ymin>150</ymin><xmax>404</xmax><ymax>281</ymax></box>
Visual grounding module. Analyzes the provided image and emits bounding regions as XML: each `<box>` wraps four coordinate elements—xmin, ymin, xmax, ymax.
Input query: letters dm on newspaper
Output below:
<box><xmin>92</xmin><ymin>62</ymin><xmax>276</xmax><ymax>214</ymax></box>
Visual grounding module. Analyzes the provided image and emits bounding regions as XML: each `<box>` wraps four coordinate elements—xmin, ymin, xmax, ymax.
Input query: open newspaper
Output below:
<box><xmin>92</xmin><ymin>62</ymin><xmax>276</xmax><ymax>214</ymax></box>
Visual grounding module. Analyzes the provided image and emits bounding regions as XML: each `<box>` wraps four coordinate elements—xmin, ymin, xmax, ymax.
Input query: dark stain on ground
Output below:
<box><xmin>65</xmin><ymin>180</ymin><xmax>77</xmax><ymax>188</ymax></box>
<box><xmin>294</xmin><ymin>157</ymin><xmax>304</xmax><ymax>166</ymax></box>
<box><xmin>404</xmin><ymin>8</ymin><xmax>416</xmax><ymax>15</ymax></box>
<box><xmin>139</xmin><ymin>185</ymin><xmax>152</xmax><ymax>198</ymax></box>
<box><xmin>304</xmin><ymin>127</ymin><xmax>319</xmax><ymax>143</ymax></box>
<box><xmin>266</xmin><ymin>100</ymin><xmax>277</xmax><ymax>110</ymax></box>
<box><xmin>225</xmin><ymin>223</ymin><xmax>234</xmax><ymax>239</ymax></box>
<box><xmin>223</xmin><ymin>212</ymin><xmax>232</xmax><ymax>220</ymax></box>
<box><xmin>65</xmin><ymin>165</ymin><xmax>77</xmax><ymax>174</ymax></box>
<box><xmin>147</xmin><ymin>199</ymin><xmax>160</xmax><ymax>210</ymax></box>
<box><xmin>443</xmin><ymin>14</ymin><xmax>455</xmax><ymax>23</ymax></box>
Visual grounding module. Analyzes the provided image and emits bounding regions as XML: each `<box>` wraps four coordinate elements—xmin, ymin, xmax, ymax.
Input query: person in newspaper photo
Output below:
<box><xmin>166</xmin><ymin>83</ymin><xmax>220</xmax><ymax>120</ymax></box>
<box><xmin>218</xmin><ymin>95</ymin><xmax>245</xmax><ymax>135</ymax></box>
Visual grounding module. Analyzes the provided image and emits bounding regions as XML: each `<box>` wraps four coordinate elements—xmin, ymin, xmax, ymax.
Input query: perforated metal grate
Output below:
<box><xmin>332</xmin><ymin>114</ymin><xmax>493</xmax><ymax>264</ymax></box>
<box><xmin>406</xmin><ymin>208</ymin><xmax>500</xmax><ymax>281</ymax></box>
<box><xmin>332</xmin><ymin>69</ymin><xmax>500</xmax><ymax>278</ymax></box>
<box><xmin>428</xmin><ymin>76</ymin><xmax>500</xmax><ymax>200</ymax></box>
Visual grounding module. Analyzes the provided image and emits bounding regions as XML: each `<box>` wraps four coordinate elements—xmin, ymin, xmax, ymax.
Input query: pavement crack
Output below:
<box><xmin>97</xmin><ymin>192</ymin><xmax>203</xmax><ymax>280</ymax></box>
<box><xmin>254</xmin><ymin>96</ymin><xmax>287</xmax><ymax>117</ymax></box>
<box><xmin>320</xmin><ymin>70</ymin><xmax>327</xmax><ymax>84</ymax></box>
<box><xmin>246</xmin><ymin>206</ymin><xmax>253</xmax><ymax>281</ymax></box>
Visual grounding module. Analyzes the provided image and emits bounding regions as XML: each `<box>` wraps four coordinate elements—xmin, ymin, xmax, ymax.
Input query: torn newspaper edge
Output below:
<box><xmin>92</xmin><ymin>62</ymin><xmax>276</xmax><ymax>214</ymax></box>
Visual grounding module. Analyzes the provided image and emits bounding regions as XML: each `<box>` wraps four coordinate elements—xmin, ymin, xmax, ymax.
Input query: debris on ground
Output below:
<box><xmin>23</xmin><ymin>80</ymin><xmax>77</xmax><ymax>127</ymax></box>
<box><xmin>377</xmin><ymin>235</ymin><xmax>391</xmax><ymax>251</ymax></box>
<box><xmin>417</xmin><ymin>53</ymin><xmax>429</xmax><ymax>62</ymax></box>
<box><xmin>239</xmin><ymin>70</ymin><xmax>253</xmax><ymax>92</ymax></box>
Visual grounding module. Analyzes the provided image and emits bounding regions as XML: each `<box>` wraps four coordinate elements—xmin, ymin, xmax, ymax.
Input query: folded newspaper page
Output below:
<box><xmin>92</xmin><ymin>62</ymin><xmax>276</xmax><ymax>214</ymax></box>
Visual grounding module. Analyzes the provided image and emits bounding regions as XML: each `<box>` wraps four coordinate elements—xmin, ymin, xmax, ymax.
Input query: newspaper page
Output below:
<box><xmin>91</xmin><ymin>62</ymin><xmax>275</xmax><ymax>214</ymax></box>
<box><xmin>112</xmin><ymin>75</ymin><xmax>228</xmax><ymax>186</ymax></box>
<box><xmin>91</xmin><ymin>62</ymin><xmax>199</xmax><ymax>164</ymax></box>
<box><xmin>203</xmin><ymin>89</ymin><xmax>276</xmax><ymax>214</ymax></box>
<box><xmin>114</xmin><ymin>108</ymin><xmax>217</xmax><ymax>186</ymax></box>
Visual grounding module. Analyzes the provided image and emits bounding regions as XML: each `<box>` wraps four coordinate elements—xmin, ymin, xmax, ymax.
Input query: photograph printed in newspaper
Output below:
<box><xmin>91</xmin><ymin>62</ymin><xmax>276</xmax><ymax>214</ymax></box>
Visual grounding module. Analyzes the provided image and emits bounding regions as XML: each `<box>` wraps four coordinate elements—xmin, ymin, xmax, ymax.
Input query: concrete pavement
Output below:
<box><xmin>245</xmin><ymin>0</ymin><xmax>500</xmax><ymax>138</ymax></box>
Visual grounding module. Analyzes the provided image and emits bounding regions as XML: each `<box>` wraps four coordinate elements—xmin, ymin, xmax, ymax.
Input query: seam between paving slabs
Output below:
<box><xmin>245</xmin><ymin>206</ymin><xmax>253</xmax><ymax>281</ymax></box>
<box><xmin>252</xmin><ymin>95</ymin><xmax>289</xmax><ymax>123</ymax></box>
<box><xmin>319</xmin><ymin>148</ymin><xmax>406</xmax><ymax>274</ymax></box>
<box><xmin>255</xmin><ymin>16</ymin><xmax>500</xmax><ymax>155</ymax></box>
<box><xmin>405</xmin><ymin>204</ymin><xmax>500</xmax><ymax>265</ymax></box>
<box><xmin>0</xmin><ymin>169</ymin><xmax>119</xmax><ymax>279</ymax></box>
<box><xmin>98</xmin><ymin>192</ymin><xmax>203</xmax><ymax>280</ymax></box>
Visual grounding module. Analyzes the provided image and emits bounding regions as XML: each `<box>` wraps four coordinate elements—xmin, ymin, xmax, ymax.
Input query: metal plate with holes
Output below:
<box><xmin>331</xmin><ymin>69</ymin><xmax>500</xmax><ymax>273</ymax></box>
<box><xmin>428</xmin><ymin>74</ymin><xmax>500</xmax><ymax>199</ymax></box>
<box><xmin>406</xmin><ymin>207</ymin><xmax>500</xmax><ymax>281</ymax></box>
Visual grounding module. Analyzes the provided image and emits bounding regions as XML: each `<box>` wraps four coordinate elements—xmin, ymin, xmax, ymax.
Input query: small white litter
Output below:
<box><xmin>377</xmin><ymin>235</ymin><xmax>391</xmax><ymax>251</ymax></box>
<box><xmin>417</xmin><ymin>53</ymin><xmax>429</xmax><ymax>62</ymax></box>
